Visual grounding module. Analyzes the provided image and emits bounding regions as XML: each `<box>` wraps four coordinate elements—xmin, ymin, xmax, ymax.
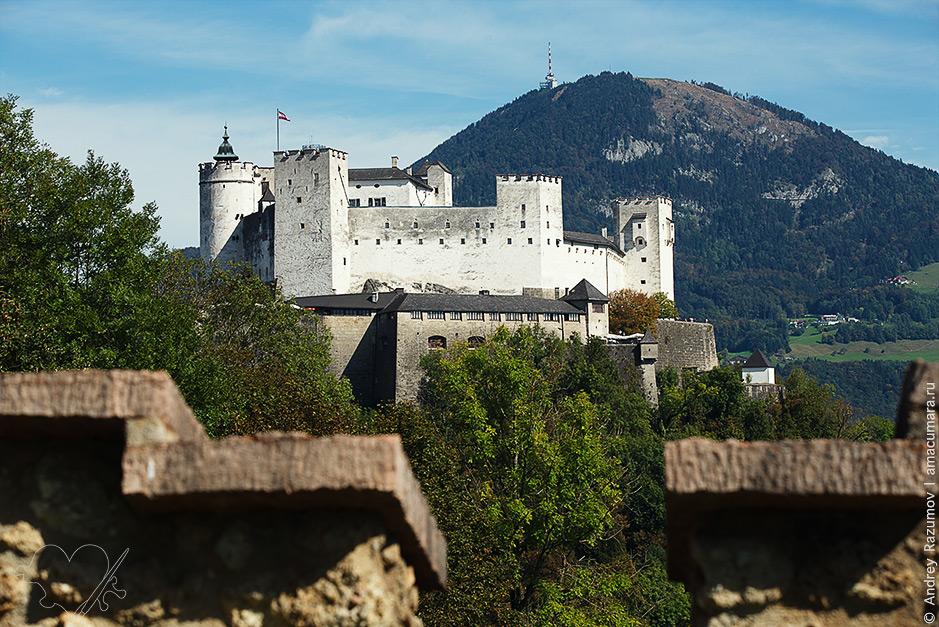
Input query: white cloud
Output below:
<box><xmin>862</xmin><ymin>135</ymin><xmax>890</xmax><ymax>149</ymax></box>
<box><xmin>39</xmin><ymin>87</ymin><xmax>62</xmax><ymax>97</ymax></box>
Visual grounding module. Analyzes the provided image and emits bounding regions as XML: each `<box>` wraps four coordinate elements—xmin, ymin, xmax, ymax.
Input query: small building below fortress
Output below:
<box><xmin>199</xmin><ymin>130</ymin><xmax>674</xmax><ymax>300</ymax></box>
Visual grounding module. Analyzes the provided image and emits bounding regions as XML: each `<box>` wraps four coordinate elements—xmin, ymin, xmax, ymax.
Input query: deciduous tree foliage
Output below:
<box><xmin>0</xmin><ymin>94</ymin><xmax>357</xmax><ymax>436</ymax></box>
<box><xmin>608</xmin><ymin>289</ymin><xmax>676</xmax><ymax>335</ymax></box>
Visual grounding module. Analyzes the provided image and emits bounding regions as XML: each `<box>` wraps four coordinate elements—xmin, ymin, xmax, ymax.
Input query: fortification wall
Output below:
<box><xmin>387</xmin><ymin>314</ymin><xmax>586</xmax><ymax>402</ymax></box>
<box><xmin>666</xmin><ymin>361</ymin><xmax>936</xmax><ymax>625</ymax></box>
<box><xmin>348</xmin><ymin>205</ymin><xmax>544</xmax><ymax>295</ymax></box>
<box><xmin>654</xmin><ymin>319</ymin><xmax>718</xmax><ymax>373</ymax></box>
<box><xmin>0</xmin><ymin>370</ymin><xmax>445</xmax><ymax>626</ymax></box>
<box><xmin>322</xmin><ymin>314</ymin><xmax>380</xmax><ymax>405</ymax></box>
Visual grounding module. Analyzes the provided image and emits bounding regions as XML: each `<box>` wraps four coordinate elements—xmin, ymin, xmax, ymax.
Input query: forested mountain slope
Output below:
<box><xmin>415</xmin><ymin>72</ymin><xmax>939</xmax><ymax>351</ymax></box>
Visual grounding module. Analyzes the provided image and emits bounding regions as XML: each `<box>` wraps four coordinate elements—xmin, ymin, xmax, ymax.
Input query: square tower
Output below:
<box><xmin>613</xmin><ymin>196</ymin><xmax>675</xmax><ymax>300</ymax></box>
<box><xmin>273</xmin><ymin>147</ymin><xmax>350</xmax><ymax>297</ymax></box>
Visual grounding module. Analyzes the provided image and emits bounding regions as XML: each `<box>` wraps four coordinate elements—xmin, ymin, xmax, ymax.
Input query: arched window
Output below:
<box><xmin>468</xmin><ymin>336</ymin><xmax>485</xmax><ymax>348</ymax></box>
<box><xmin>635</xmin><ymin>236</ymin><xmax>646</xmax><ymax>247</ymax></box>
<box><xmin>428</xmin><ymin>336</ymin><xmax>447</xmax><ymax>349</ymax></box>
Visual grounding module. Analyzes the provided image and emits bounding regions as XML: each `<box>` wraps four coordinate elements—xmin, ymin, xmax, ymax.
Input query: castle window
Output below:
<box><xmin>368</xmin><ymin>198</ymin><xmax>373</xmax><ymax>206</ymax></box>
<box><xmin>374</xmin><ymin>184</ymin><xmax>380</xmax><ymax>188</ymax></box>
<box><xmin>428</xmin><ymin>336</ymin><xmax>447</xmax><ymax>349</ymax></box>
<box><xmin>475</xmin><ymin>221</ymin><xmax>480</xmax><ymax>229</ymax></box>
<box><xmin>411</xmin><ymin>311</ymin><xmax>422</xmax><ymax>319</ymax></box>
<box><xmin>482</xmin><ymin>238</ymin><xmax>487</xmax><ymax>244</ymax></box>
<box><xmin>385</xmin><ymin>222</ymin><xmax>390</xmax><ymax>228</ymax></box>
<box><xmin>349</xmin><ymin>199</ymin><xmax>361</xmax><ymax>207</ymax></box>
<box><xmin>467</xmin><ymin>312</ymin><xmax>484</xmax><ymax>321</ymax></box>
<box><xmin>450</xmin><ymin>312</ymin><xmax>462</xmax><ymax>320</ymax></box>
<box><xmin>546</xmin><ymin>221</ymin><xmax>550</xmax><ymax>228</ymax></box>
<box><xmin>356</xmin><ymin>184</ymin><xmax>361</xmax><ymax>189</ymax></box>
<box><xmin>354</xmin><ymin>239</ymin><xmax>359</xmax><ymax>245</ymax></box>
<box><xmin>397</xmin><ymin>239</ymin><xmax>402</xmax><ymax>244</ymax></box>
<box><xmin>544</xmin><ymin>313</ymin><xmax>561</xmax><ymax>322</ymax></box>
<box><xmin>565</xmin><ymin>313</ymin><xmax>580</xmax><ymax>322</ymax></box>
<box><xmin>418</xmin><ymin>239</ymin><xmax>423</xmax><ymax>244</ymax></box>
<box><xmin>528</xmin><ymin>313</ymin><xmax>538</xmax><ymax>321</ymax></box>
<box><xmin>521</xmin><ymin>204</ymin><xmax>526</xmax><ymax>212</ymax></box>
<box><xmin>488</xmin><ymin>313</ymin><xmax>500</xmax><ymax>321</ymax></box>
<box><xmin>641</xmin><ymin>280</ymin><xmax>647</xmax><ymax>284</ymax></box>
<box><xmin>520</xmin><ymin>220</ymin><xmax>526</xmax><ymax>228</ymax></box>
<box><xmin>314</xmin><ymin>173</ymin><xmax>319</xmax><ymax>184</ymax></box>
<box><xmin>428</xmin><ymin>311</ymin><xmax>445</xmax><ymax>320</ymax></box>
<box><xmin>592</xmin><ymin>304</ymin><xmax>604</xmax><ymax>313</ymax></box>
<box><xmin>376</xmin><ymin>239</ymin><xmax>381</xmax><ymax>245</ymax></box>
<box><xmin>300</xmin><ymin>223</ymin><xmax>305</xmax><ymax>229</ymax></box>
<box><xmin>439</xmin><ymin>238</ymin><xmax>444</xmax><ymax>245</ymax></box>
<box><xmin>460</xmin><ymin>238</ymin><xmax>466</xmax><ymax>244</ymax></box>
<box><xmin>468</xmin><ymin>336</ymin><xmax>485</xmax><ymax>348</ymax></box>
<box><xmin>445</xmin><ymin>221</ymin><xmax>451</xmax><ymax>228</ymax></box>
<box><xmin>413</xmin><ymin>221</ymin><xmax>419</xmax><ymax>228</ymax></box>
<box><xmin>505</xmin><ymin>313</ymin><xmax>522</xmax><ymax>321</ymax></box>
<box><xmin>490</xmin><ymin>222</ymin><xmax>495</xmax><ymax>229</ymax></box>
<box><xmin>288</xmin><ymin>179</ymin><xmax>292</xmax><ymax>185</ymax></box>
<box><xmin>296</xmin><ymin>197</ymin><xmax>302</xmax><ymax>203</ymax></box>
<box><xmin>641</xmin><ymin>257</ymin><xmax>647</xmax><ymax>262</ymax></box>
<box><xmin>343</xmin><ymin>257</ymin><xmax>347</xmax><ymax>266</ymax></box>
<box><xmin>527</xmin><ymin>238</ymin><xmax>533</xmax><ymax>244</ymax></box>
<box><xmin>507</xmin><ymin>238</ymin><xmax>512</xmax><ymax>244</ymax></box>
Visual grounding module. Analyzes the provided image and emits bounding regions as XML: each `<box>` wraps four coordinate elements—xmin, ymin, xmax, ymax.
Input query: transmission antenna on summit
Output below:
<box><xmin>540</xmin><ymin>42</ymin><xmax>557</xmax><ymax>90</ymax></box>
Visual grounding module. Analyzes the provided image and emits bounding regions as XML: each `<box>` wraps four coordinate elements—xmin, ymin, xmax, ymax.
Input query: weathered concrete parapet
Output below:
<box><xmin>0</xmin><ymin>370</ymin><xmax>445</xmax><ymax>626</ymax></box>
<box><xmin>666</xmin><ymin>360</ymin><xmax>935</xmax><ymax>626</ymax></box>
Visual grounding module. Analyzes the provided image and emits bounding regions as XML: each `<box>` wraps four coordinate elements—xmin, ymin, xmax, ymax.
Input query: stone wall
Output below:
<box><xmin>0</xmin><ymin>370</ymin><xmax>445</xmax><ymax>627</ymax></box>
<box><xmin>666</xmin><ymin>359</ymin><xmax>937</xmax><ymax>626</ymax></box>
<box><xmin>654</xmin><ymin>319</ymin><xmax>719</xmax><ymax>374</ymax></box>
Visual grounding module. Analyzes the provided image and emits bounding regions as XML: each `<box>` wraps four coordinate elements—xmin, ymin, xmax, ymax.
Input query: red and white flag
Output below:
<box><xmin>277</xmin><ymin>110</ymin><xmax>290</xmax><ymax>121</ymax></box>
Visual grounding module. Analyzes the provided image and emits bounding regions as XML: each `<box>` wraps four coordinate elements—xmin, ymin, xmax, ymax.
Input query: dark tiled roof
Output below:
<box><xmin>294</xmin><ymin>291</ymin><xmax>403</xmax><ymax>312</ymax></box>
<box><xmin>384</xmin><ymin>293</ymin><xmax>581</xmax><ymax>315</ymax></box>
<box><xmin>561</xmin><ymin>279</ymin><xmax>609</xmax><ymax>303</ymax></box>
<box><xmin>564</xmin><ymin>231</ymin><xmax>622</xmax><ymax>254</ymax></box>
<box><xmin>742</xmin><ymin>349</ymin><xmax>772</xmax><ymax>369</ymax></box>
<box><xmin>349</xmin><ymin>167</ymin><xmax>433</xmax><ymax>191</ymax></box>
<box><xmin>413</xmin><ymin>160</ymin><xmax>452</xmax><ymax>177</ymax></box>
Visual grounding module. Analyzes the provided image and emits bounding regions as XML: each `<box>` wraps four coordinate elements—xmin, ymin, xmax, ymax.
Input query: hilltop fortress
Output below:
<box><xmin>199</xmin><ymin>129</ymin><xmax>674</xmax><ymax>300</ymax></box>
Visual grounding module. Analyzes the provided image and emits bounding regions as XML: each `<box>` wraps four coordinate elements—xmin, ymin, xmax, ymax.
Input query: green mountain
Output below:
<box><xmin>414</xmin><ymin>72</ymin><xmax>939</xmax><ymax>352</ymax></box>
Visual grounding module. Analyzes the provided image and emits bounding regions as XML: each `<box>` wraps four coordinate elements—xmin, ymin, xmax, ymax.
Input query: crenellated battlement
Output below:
<box><xmin>613</xmin><ymin>195</ymin><xmax>672</xmax><ymax>205</ymax></box>
<box><xmin>274</xmin><ymin>147</ymin><xmax>348</xmax><ymax>162</ymax></box>
<box><xmin>497</xmin><ymin>174</ymin><xmax>562</xmax><ymax>184</ymax></box>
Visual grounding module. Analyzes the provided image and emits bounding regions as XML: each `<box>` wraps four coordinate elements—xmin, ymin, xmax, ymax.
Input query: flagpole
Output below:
<box><xmin>276</xmin><ymin>109</ymin><xmax>280</xmax><ymax>152</ymax></box>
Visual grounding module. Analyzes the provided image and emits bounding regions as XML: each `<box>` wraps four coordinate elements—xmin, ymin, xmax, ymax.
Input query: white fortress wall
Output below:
<box><xmin>348</xmin><ymin>204</ymin><xmax>544</xmax><ymax>294</ymax></box>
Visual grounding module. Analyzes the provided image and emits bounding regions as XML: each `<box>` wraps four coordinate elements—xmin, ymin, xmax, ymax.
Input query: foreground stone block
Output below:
<box><xmin>666</xmin><ymin>359</ymin><xmax>935</xmax><ymax>626</ymax></box>
<box><xmin>0</xmin><ymin>370</ymin><xmax>445</xmax><ymax>627</ymax></box>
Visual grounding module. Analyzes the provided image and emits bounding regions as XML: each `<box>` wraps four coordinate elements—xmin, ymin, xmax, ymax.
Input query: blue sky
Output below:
<box><xmin>1</xmin><ymin>0</ymin><xmax>937</xmax><ymax>249</ymax></box>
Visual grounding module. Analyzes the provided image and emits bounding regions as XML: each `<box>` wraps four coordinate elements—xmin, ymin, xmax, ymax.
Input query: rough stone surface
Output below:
<box><xmin>666</xmin><ymin>361</ymin><xmax>934</xmax><ymax>626</ymax></box>
<box><xmin>654</xmin><ymin>319</ymin><xmax>719</xmax><ymax>374</ymax></box>
<box><xmin>0</xmin><ymin>370</ymin><xmax>206</xmax><ymax>445</ymax></box>
<box><xmin>0</xmin><ymin>370</ymin><xmax>445</xmax><ymax>626</ymax></box>
<box><xmin>895</xmin><ymin>359</ymin><xmax>939</xmax><ymax>439</ymax></box>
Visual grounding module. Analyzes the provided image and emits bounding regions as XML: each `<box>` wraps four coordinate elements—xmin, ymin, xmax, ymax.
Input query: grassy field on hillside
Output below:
<box><xmin>786</xmin><ymin>326</ymin><xmax>938</xmax><ymax>363</ymax></box>
<box><xmin>906</xmin><ymin>261</ymin><xmax>939</xmax><ymax>294</ymax></box>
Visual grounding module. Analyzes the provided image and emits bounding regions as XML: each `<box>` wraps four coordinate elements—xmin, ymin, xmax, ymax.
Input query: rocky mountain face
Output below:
<box><xmin>415</xmin><ymin>72</ymin><xmax>939</xmax><ymax>350</ymax></box>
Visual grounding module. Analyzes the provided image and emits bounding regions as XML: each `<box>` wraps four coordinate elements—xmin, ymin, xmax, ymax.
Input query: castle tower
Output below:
<box><xmin>273</xmin><ymin>146</ymin><xmax>350</xmax><ymax>297</ymax></box>
<box><xmin>496</xmin><ymin>174</ymin><xmax>564</xmax><ymax>295</ymax></box>
<box><xmin>199</xmin><ymin>127</ymin><xmax>262</xmax><ymax>265</ymax></box>
<box><xmin>613</xmin><ymin>196</ymin><xmax>675</xmax><ymax>300</ymax></box>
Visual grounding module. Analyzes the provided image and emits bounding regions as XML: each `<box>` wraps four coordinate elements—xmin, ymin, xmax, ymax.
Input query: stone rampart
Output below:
<box><xmin>666</xmin><ymin>359</ymin><xmax>938</xmax><ymax>626</ymax></box>
<box><xmin>654</xmin><ymin>319</ymin><xmax>718</xmax><ymax>373</ymax></box>
<box><xmin>0</xmin><ymin>370</ymin><xmax>445</xmax><ymax>626</ymax></box>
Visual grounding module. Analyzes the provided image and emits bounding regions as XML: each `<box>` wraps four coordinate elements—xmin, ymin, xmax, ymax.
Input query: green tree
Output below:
<box><xmin>420</xmin><ymin>327</ymin><xmax>622</xmax><ymax>616</ymax></box>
